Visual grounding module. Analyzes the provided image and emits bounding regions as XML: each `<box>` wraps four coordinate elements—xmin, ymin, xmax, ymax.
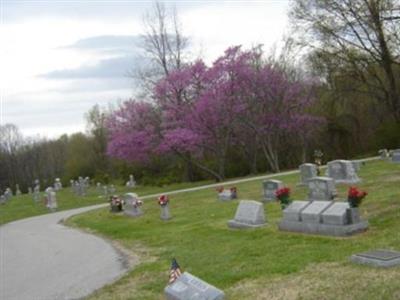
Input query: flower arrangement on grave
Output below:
<box><xmin>109</xmin><ymin>195</ymin><xmax>124</xmax><ymax>212</ymax></box>
<box><xmin>230</xmin><ymin>187</ymin><xmax>237</xmax><ymax>198</ymax></box>
<box><xmin>132</xmin><ymin>199</ymin><xmax>143</xmax><ymax>208</ymax></box>
<box><xmin>215</xmin><ymin>186</ymin><xmax>224</xmax><ymax>193</ymax></box>
<box><xmin>347</xmin><ymin>186</ymin><xmax>367</xmax><ymax>208</ymax></box>
<box><xmin>158</xmin><ymin>195</ymin><xmax>169</xmax><ymax>207</ymax></box>
<box><xmin>275</xmin><ymin>187</ymin><xmax>291</xmax><ymax>209</ymax></box>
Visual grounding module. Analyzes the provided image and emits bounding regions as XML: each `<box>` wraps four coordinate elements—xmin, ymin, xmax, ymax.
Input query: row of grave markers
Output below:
<box><xmin>163</xmin><ymin>153</ymin><xmax>400</xmax><ymax>300</ymax></box>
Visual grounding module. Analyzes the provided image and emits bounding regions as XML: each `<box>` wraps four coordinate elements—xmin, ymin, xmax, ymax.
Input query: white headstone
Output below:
<box><xmin>227</xmin><ymin>200</ymin><xmax>266</xmax><ymax>228</ymax></box>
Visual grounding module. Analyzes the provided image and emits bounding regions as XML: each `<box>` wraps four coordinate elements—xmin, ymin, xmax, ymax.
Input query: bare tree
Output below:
<box><xmin>134</xmin><ymin>1</ymin><xmax>190</xmax><ymax>96</ymax></box>
<box><xmin>291</xmin><ymin>0</ymin><xmax>400</xmax><ymax>121</ymax></box>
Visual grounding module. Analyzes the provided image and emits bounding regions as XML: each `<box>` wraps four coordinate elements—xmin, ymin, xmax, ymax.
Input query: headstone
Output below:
<box><xmin>378</xmin><ymin>149</ymin><xmax>389</xmax><ymax>159</ymax></box>
<box><xmin>15</xmin><ymin>184</ymin><xmax>22</xmax><ymax>196</ymax></box>
<box><xmin>262</xmin><ymin>179</ymin><xmax>283</xmax><ymax>202</ymax></box>
<box><xmin>33</xmin><ymin>184</ymin><xmax>40</xmax><ymax>202</ymax></box>
<box><xmin>160</xmin><ymin>204</ymin><xmax>171</xmax><ymax>220</ymax></box>
<box><xmin>103</xmin><ymin>185</ymin><xmax>109</xmax><ymax>197</ymax></box>
<box><xmin>326</xmin><ymin>160</ymin><xmax>361</xmax><ymax>184</ymax></box>
<box><xmin>45</xmin><ymin>187</ymin><xmax>57</xmax><ymax>212</ymax></box>
<box><xmin>164</xmin><ymin>272</ymin><xmax>225</xmax><ymax>300</ymax></box>
<box><xmin>298</xmin><ymin>163</ymin><xmax>318</xmax><ymax>185</ymax></box>
<box><xmin>300</xmin><ymin>201</ymin><xmax>333</xmax><ymax>223</ymax></box>
<box><xmin>123</xmin><ymin>193</ymin><xmax>143</xmax><ymax>217</ymax></box>
<box><xmin>282</xmin><ymin>201</ymin><xmax>310</xmax><ymax>222</ymax></box>
<box><xmin>0</xmin><ymin>195</ymin><xmax>6</xmax><ymax>204</ymax></box>
<box><xmin>228</xmin><ymin>200</ymin><xmax>266</xmax><ymax>228</ymax></box>
<box><xmin>126</xmin><ymin>174</ymin><xmax>136</xmax><ymax>188</ymax></box>
<box><xmin>109</xmin><ymin>185</ymin><xmax>116</xmax><ymax>194</ymax></box>
<box><xmin>96</xmin><ymin>182</ymin><xmax>102</xmax><ymax>194</ymax></box>
<box><xmin>392</xmin><ymin>149</ymin><xmax>400</xmax><ymax>163</ymax></box>
<box><xmin>109</xmin><ymin>195</ymin><xmax>123</xmax><ymax>212</ymax></box>
<box><xmin>322</xmin><ymin>202</ymin><xmax>350</xmax><ymax>225</ymax></box>
<box><xmin>4</xmin><ymin>188</ymin><xmax>12</xmax><ymax>201</ymax></box>
<box><xmin>350</xmin><ymin>249</ymin><xmax>400</xmax><ymax>268</ymax></box>
<box><xmin>28</xmin><ymin>187</ymin><xmax>32</xmax><ymax>194</ymax></box>
<box><xmin>54</xmin><ymin>178</ymin><xmax>62</xmax><ymax>191</ymax></box>
<box><xmin>307</xmin><ymin>177</ymin><xmax>336</xmax><ymax>201</ymax></box>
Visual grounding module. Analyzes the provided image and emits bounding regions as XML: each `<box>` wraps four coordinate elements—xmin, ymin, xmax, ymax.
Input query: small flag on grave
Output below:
<box><xmin>168</xmin><ymin>258</ymin><xmax>182</xmax><ymax>284</ymax></box>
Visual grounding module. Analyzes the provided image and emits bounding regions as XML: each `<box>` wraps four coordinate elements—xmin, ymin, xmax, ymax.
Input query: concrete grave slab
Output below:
<box><xmin>350</xmin><ymin>249</ymin><xmax>400</xmax><ymax>268</ymax></box>
<box><xmin>282</xmin><ymin>201</ymin><xmax>310</xmax><ymax>222</ymax></box>
<box><xmin>322</xmin><ymin>202</ymin><xmax>350</xmax><ymax>225</ymax></box>
<box><xmin>164</xmin><ymin>272</ymin><xmax>225</xmax><ymax>300</ymax></box>
<box><xmin>301</xmin><ymin>201</ymin><xmax>333</xmax><ymax>223</ymax></box>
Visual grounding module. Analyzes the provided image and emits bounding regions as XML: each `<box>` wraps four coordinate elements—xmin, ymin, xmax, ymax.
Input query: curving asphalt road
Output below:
<box><xmin>0</xmin><ymin>156</ymin><xmax>379</xmax><ymax>300</ymax></box>
<box><xmin>0</xmin><ymin>205</ymin><xmax>128</xmax><ymax>300</ymax></box>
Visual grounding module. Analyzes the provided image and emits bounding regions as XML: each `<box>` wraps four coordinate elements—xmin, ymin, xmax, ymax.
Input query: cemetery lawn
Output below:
<box><xmin>68</xmin><ymin>159</ymin><xmax>400</xmax><ymax>300</ymax></box>
<box><xmin>0</xmin><ymin>180</ymin><xmax>211</xmax><ymax>225</ymax></box>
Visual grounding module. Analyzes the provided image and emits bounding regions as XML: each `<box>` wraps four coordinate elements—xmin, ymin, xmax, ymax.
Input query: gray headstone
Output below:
<box><xmin>378</xmin><ymin>149</ymin><xmax>389</xmax><ymax>159</ymax></box>
<box><xmin>0</xmin><ymin>195</ymin><xmax>6</xmax><ymax>204</ymax></box>
<box><xmin>307</xmin><ymin>177</ymin><xmax>336</xmax><ymax>201</ymax></box>
<box><xmin>262</xmin><ymin>179</ymin><xmax>283</xmax><ymax>202</ymax></box>
<box><xmin>350</xmin><ymin>249</ymin><xmax>400</xmax><ymax>268</ymax></box>
<box><xmin>45</xmin><ymin>187</ymin><xmax>57</xmax><ymax>211</ymax></box>
<box><xmin>321</xmin><ymin>202</ymin><xmax>350</xmax><ymax>225</ymax></box>
<box><xmin>298</xmin><ymin>163</ymin><xmax>318</xmax><ymax>185</ymax></box>
<box><xmin>282</xmin><ymin>201</ymin><xmax>310</xmax><ymax>222</ymax></box>
<box><xmin>326</xmin><ymin>160</ymin><xmax>361</xmax><ymax>184</ymax></box>
<box><xmin>300</xmin><ymin>201</ymin><xmax>333</xmax><ymax>223</ymax></box>
<box><xmin>123</xmin><ymin>193</ymin><xmax>143</xmax><ymax>217</ymax></box>
<box><xmin>160</xmin><ymin>204</ymin><xmax>171</xmax><ymax>220</ymax></box>
<box><xmin>392</xmin><ymin>149</ymin><xmax>400</xmax><ymax>163</ymax></box>
<box><xmin>165</xmin><ymin>272</ymin><xmax>224</xmax><ymax>300</ymax></box>
<box><xmin>227</xmin><ymin>200</ymin><xmax>266</xmax><ymax>228</ymax></box>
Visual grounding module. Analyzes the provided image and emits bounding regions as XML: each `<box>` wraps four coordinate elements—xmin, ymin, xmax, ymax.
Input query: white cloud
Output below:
<box><xmin>1</xmin><ymin>1</ymin><xmax>290</xmax><ymax>139</ymax></box>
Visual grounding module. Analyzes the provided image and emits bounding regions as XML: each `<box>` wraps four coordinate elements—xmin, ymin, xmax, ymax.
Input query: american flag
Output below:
<box><xmin>168</xmin><ymin>258</ymin><xmax>182</xmax><ymax>284</ymax></box>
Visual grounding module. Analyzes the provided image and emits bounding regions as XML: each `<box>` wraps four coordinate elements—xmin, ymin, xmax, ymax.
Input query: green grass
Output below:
<box><xmin>67</xmin><ymin>160</ymin><xmax>400</xmax><ymax>299</ymax></box>
<box><xmin>0</xmin><ymin>180</ymin><xmax>212</xmax><ymax>225</ymax></box>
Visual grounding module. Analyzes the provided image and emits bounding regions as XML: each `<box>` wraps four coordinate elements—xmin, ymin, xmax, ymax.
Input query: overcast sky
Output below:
<box><xmin>1</xmin><ymin>0</ymin><xmax>290</xmax><ymax>138</ymax></box>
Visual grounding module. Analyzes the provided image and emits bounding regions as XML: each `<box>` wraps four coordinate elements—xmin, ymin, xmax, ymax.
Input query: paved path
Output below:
<box><xmin>0</xmin><ymin>205</ymin><xmax>128</xmax><ymax>300</ymax></box>
<box><xmin>0</xmin><ymin>156</ymin><xmax>379</xmax><ymax>300</ymax></box>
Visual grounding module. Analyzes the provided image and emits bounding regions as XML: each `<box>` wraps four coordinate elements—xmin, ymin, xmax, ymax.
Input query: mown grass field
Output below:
<box><xmin>67</xmin><ymin>159</ymin><xmax>400</xmax><ymax>300</ymax></box>
<box><xmin>0</xmin><ymin>180</ymin><xmax>212</xmax><ymax>225</ymax></box>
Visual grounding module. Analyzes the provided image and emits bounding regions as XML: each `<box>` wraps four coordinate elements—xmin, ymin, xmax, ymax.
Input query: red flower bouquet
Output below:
<box><xmin>158</xmin><ymin>195</ymin><xmax>169</xmax><ymax>206</ymax></box>
<box><xmin>347</xmin><ymin>187</ymin><xmax>367</xmax><ymax>208</ymax></box>
<box><xmin>275</xmin><ymin>187</ymin><xmax>291</xmax><ymax>209</ymax></box>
